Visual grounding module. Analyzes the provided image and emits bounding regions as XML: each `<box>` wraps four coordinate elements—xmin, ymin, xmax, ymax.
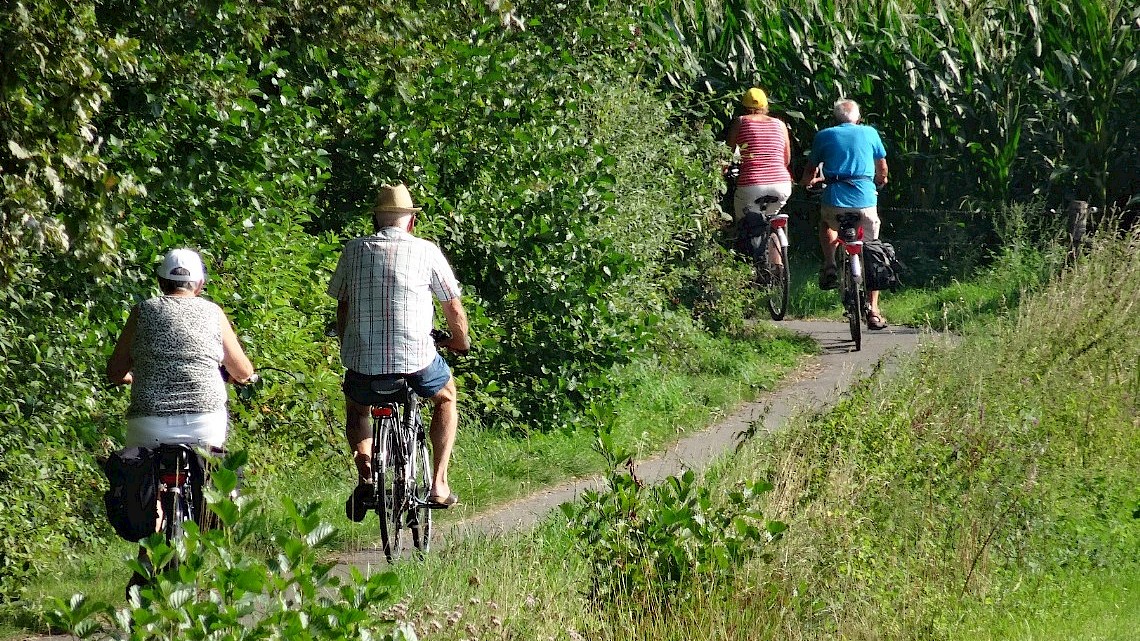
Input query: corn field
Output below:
<box><xmin>645</xmin><ymin>0</ymin><xmax>1139</xmax><ymax>215</ymax></box>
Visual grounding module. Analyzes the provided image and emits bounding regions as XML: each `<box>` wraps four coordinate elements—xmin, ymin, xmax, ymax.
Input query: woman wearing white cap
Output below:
<box><xmin>106</xmin><ymin>248</ymin><xmax>255</xmax><ymax>447</ymax></box>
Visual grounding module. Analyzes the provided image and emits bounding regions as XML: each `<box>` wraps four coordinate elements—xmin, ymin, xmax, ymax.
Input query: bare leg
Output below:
<box><xmin>868</xmin><ymin>289</ymin><xmax>881</xmax><ymax>316</ymax></box>
<box><xmin>345</xmin><ymin>396</ymin><xmax>372</xmax><ymax>484</ymax></box>
<box><xmin>427</xmin><ymin>378</ymin><xmax>458</xmax><ymax>498</ymax></box>
<box><xmin>819</xmin><ymin>222</ymin><xmax>838</xmax><ymax>269</ymax></box>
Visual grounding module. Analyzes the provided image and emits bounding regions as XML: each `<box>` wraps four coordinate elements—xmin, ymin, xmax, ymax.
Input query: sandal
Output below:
<box><xmin>867</xmin><ymin>313</ymin><xmax>888</xmax><ymax>330</ymax></box>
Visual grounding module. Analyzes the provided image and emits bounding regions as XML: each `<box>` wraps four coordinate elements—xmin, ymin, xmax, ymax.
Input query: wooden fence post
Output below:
<box><xmin>1067</xmin><ymin>200</ymin><xmax>1088</xmax><ymax>262</ymax></box>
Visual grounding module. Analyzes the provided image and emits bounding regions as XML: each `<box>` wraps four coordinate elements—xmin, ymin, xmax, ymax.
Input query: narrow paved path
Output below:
<box><xmin>338</xmin><ymin>319</ymin><xmax>937</xmax><ymax>567</ymax></box>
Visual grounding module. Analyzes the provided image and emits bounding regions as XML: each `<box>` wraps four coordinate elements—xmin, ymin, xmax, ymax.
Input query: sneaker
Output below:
<box><xmin>818</xmin><ymin>265</ymin><xmax>838</xmax><ymax>290</ymax></box>
<box><xmin>345</xmin><ymin>482</ymin><xmax>375</xmax><ymax>522</ymax></box>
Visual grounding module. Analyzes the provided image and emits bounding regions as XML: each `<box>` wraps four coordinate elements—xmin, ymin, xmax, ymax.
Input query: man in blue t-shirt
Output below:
<box><xmin>800</xmin><ymin>99</ymin><xmax>890</xmax><ymax>329</ymax></box>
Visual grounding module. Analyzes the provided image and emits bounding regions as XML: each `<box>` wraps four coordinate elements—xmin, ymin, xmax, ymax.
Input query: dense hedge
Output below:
<box><xmin>0</xmin><ymin>0</ymin><xmax>735</xmax><ymax>600</ymax></box>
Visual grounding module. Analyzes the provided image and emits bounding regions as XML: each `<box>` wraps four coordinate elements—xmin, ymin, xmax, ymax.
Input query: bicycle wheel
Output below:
<box><xmin>389</xmin><ymin>431</ymin><xmax>409</xmax><ymax>559</ymax></box>
<box><xmin>407</xmin><ymin>414</ymin><xmax>433</xmax><ymax>554</ymax></box>
<box><xmin>372</xmin><ymin>419</ymin><xmax>397</xmax><ymax>562</ymax></box>
<box><xmin>764</xmin><ymin>232</ymin><xmax>790</xmax><ymax>321</ymax></box>
<box><xmin>162</xmin><ymin>489</ymin><xmax>189</xmax><ymax>545</ymax></box>
<box><xmin>841</xmin><ymin>252</ymin><xmax>864</xmax><ymax>351</ymax></box>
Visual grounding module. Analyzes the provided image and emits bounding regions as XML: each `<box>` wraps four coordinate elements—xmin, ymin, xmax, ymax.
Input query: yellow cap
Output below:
<box><xmin>742</xmin><ymin>87</ymin><xmax>768</xmax><ymax>110</ymax></box>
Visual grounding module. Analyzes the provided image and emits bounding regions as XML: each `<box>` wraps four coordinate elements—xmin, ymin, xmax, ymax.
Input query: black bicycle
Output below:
<box><xmin>833</xmin><ymin>211</ymin><xmax>866</xmax><ymax>351</ymax></box>
<box><xmin>742</xmin><ymin>194</ymin><xmax>791</xmax><ymax>320</ymax></box>
<box><xmin>365</xmin><ymin>376</ymin><xmax>434</xmax><ymax>562</ymax></box>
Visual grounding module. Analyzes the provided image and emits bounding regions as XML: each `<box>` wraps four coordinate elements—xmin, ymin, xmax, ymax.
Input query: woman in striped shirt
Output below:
<box><xmin>725</xmin><ymin>87</ymin><xmax>793</xmax><ymax>269</ymax></box>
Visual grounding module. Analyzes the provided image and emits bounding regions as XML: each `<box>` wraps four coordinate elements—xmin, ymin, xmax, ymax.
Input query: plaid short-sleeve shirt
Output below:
<box><xmin>327</xmin><ymin>227</ymin><xmax>461</xmax><ymax>375</ymax></box>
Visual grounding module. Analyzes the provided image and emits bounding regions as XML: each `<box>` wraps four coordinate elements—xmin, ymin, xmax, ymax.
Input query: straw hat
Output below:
<box><xmin>372</xmin><ymin>183</ymin><xmax>422</xmax><ymax>214</ymax></box>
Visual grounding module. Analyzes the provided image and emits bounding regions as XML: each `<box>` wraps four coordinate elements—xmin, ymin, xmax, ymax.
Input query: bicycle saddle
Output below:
<box><xmin>369</xmin><ymin>378</ymin><xmax>412</xmax><ymax>401</ymax></box>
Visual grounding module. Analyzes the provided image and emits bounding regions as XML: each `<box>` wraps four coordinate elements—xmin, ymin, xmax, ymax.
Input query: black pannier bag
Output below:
<box><xmin>862</xmin><ymin>239</ymin><xmax>904</xmax><ymax>292</ymax></box>
<box><xmin>102</xmin><ymin>446</ymin><xmax>158</xmax><ymax>542</ymax></box>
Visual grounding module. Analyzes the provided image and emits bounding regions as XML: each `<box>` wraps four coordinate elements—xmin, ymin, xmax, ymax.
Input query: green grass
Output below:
<box><xmin>19</xmin><ymin>234</ymin><xmax>1136</xmax><ymax>641</ymax></box>
<box><xmin>784</xmin><ymin>238</ymin><xmax>1061</xmax><ymax>333</ymax></box>
<box><xmin>953</xmin><ymin>566</ymin><xmax>1140</xmax><ymax>641</ymax></box>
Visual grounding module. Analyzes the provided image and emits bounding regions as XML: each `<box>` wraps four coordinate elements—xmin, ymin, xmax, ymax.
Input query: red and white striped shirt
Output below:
<box><xmin>734</xmin><ymin>116</ymin><xmax>791</xmax><ymax>186</ymax></box>
<box><xmin>327</xmin><ymin>227</ymin><xmax>461</xmax><ymax>375</ymax></box>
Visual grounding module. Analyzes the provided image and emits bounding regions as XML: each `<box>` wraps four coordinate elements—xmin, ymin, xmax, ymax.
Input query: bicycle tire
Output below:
<box><xmin>389</xmin><ymin>430</ymin><xmax>409</xmax><ymax>559</ymax></box>
<box><xmin>407</xmin><ymin>414</ymin><xmax>433</xmax><ymax>555</ymax></box>
<box><xmin>373</xmin><ymin>419</ymin><xmax>397</xmax><ymax>562</ymax></box>
<box><xmin>841</xmin><ymin>250</ymin><xmax>864</xmax><ymax>351</ymax></box>
<box><xmin>765</xmin><ymin>233</ymin><xmax>790</xmax><ymax>321</ymax></box>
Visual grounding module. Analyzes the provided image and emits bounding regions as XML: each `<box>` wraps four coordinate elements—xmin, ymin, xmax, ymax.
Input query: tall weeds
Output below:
<box><xmin>732</xmin><ymin>231</ymin><xmax>1140</xmax><ymax>638</ymax></box>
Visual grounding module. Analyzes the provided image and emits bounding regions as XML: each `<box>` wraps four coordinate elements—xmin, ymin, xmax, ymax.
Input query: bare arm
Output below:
<box><xmin>874</xmin><ymin>158</ymin><xmax>889</xmax><ymax>187</ymax></box>
<box><xmin>439</xmin><ymin>297</ymin><xmax>470</xmax><ymax>353</ymax></box>
<box><xmin>106</xmin><ymin>308</ymin><xmax>138</xmax><ymax>385</ymax></box>
<box><xmin>800</xmin><ymin>162</ymin><xmax>821</xmax><ymax>188</ymax></box>
<box><xmin>220</xmin><ymin>315</ymin><xmax>255</xmax><ymax>383</ymax></box>
<box><xmin>725</xmin><ymin>117</ymin><xmax>742</xmax><ymax>151</ymax></box>
<box><xmin>783</xmin><ymin>122</ymin><xmax>792</xmax><ymax>168</ymax></box>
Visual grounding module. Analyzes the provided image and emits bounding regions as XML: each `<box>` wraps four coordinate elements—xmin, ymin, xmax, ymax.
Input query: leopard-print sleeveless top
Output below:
<box><xmin>127</xmin><ymin>296</ymin><xmax>226</xmax><ymax>417</ymax></box>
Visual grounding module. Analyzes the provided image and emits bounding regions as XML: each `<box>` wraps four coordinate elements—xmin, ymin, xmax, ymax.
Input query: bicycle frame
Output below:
<box><xmin>743</xmin><ymin>195</ymin><xmax>792</xmax><ymax>321</ymax></box>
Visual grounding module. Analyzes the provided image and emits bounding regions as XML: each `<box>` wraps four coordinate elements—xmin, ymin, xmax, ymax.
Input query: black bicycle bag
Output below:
<box><xmin>862</xmin><ymin>239</ymin><xmax>905</xmax><ymax>292</ymax></box>
<box><xmin>102</xmin><ymin>446</ymin><xmax>158</xmax><ymax>542</ymax></box>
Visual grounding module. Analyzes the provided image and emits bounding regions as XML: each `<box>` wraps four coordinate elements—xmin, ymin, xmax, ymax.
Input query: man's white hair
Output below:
<box><xmin>833</xmin><ymin>99</ymin><xmax>860</xmax><ymax>123</ymax></box>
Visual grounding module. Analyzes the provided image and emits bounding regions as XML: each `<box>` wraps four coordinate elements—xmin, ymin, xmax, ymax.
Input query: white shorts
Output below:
<box><xmin>821</xmin><ymin>205</ymin><xmax>881</xmax><ymax>240</ymax></box>
<box><xmin>126</xmin><ymin>410</ymin><xmax>228</xmax><ymax>449</ymax></box>
<box><xmin>734</xmin><ymin>182</ymin><xmax>792</xmax><ymax>221</ymax></box>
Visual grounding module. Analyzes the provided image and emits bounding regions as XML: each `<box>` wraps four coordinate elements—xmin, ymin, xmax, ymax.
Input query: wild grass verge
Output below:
<box><xmin>722</xmin><ymin>230</ymin><xmax>1140</xmax><ymax>639</ymax></box>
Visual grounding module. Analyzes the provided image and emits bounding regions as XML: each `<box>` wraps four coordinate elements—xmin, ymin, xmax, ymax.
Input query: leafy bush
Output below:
<box><xmin>564</xmin><ymin>432</ymin><xmax>786</xmax><ymax>613</ymax></box>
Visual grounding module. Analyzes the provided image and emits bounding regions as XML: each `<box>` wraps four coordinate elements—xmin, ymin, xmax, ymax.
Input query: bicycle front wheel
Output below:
<box><xmin>765</xmin><ymin>232</ymin><xmax>790</xmax><ymax>321</ymax></box>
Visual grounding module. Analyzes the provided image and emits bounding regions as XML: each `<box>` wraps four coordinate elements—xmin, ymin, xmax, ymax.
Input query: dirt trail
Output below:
<box><xmin>338</xmin><ymin>319</ymin><xmax>937</xmax><ymax>567</ymax></box>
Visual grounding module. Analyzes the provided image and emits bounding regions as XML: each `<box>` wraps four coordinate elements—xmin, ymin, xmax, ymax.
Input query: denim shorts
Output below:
<box><xmin>343</xmin><ymin>354</ymin><xmax>452</xmax><ymax>405</ymax></box>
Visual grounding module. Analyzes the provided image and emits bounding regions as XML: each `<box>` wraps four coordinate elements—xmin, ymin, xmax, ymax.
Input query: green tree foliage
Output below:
<box><xmin>0</xmin><ymin>0</ymin><xmax>740</xmax><ymax>602</ymax></box>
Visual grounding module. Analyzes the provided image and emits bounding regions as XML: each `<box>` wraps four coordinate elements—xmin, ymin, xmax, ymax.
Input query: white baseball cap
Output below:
<box><xmin>157</xmin><ymin>248</ymin><xmax>206</xmax><ymax>282</ymax></box>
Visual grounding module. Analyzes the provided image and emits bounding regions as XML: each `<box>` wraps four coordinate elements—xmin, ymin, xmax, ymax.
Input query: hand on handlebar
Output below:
<box><xmin>431</xmin><ymin>328</ymin><xmax>470</xmax><ymax>355</ymax></box>
<box><xmin>220</xmin><ymin>366</ymin><xmax>259</xmax><ymax>386</ymax></box>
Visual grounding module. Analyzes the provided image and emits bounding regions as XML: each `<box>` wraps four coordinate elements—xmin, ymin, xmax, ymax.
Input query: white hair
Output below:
<box><xmin>833</xmin><ymin>99</ymin><xmax>860</xmax><ymax>123</ymax></box>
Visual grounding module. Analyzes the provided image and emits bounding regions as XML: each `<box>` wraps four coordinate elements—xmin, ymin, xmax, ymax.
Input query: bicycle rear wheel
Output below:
<box><xmin>764</xmin><ymin>232</ymin><xmax>790</xmax><ymax>320</ymax></box>
<box><xmin>841</xmin><ymin>251</ymin><xmax>864</xmax><ymax>351</ymax></box>
<box><xmin>407</xmin><ymin>418</ymin><xmax>433</xmax><ymax>555</ymax></box>
<box><xmin>372</xmin><ymin>420</ymin><xmax>397</xmax><ymax>562</ymax></box>
<box><xmin>162</xmin><ymin>491</ymin><xmax>188</xmax><ymax>543</ymax></box>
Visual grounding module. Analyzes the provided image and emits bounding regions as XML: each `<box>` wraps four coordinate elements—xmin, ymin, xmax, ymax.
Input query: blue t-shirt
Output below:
<box><xmin>807</xmin><ymin>123</ymin><xmax>887</xmax><ymax>208</ymax></box>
